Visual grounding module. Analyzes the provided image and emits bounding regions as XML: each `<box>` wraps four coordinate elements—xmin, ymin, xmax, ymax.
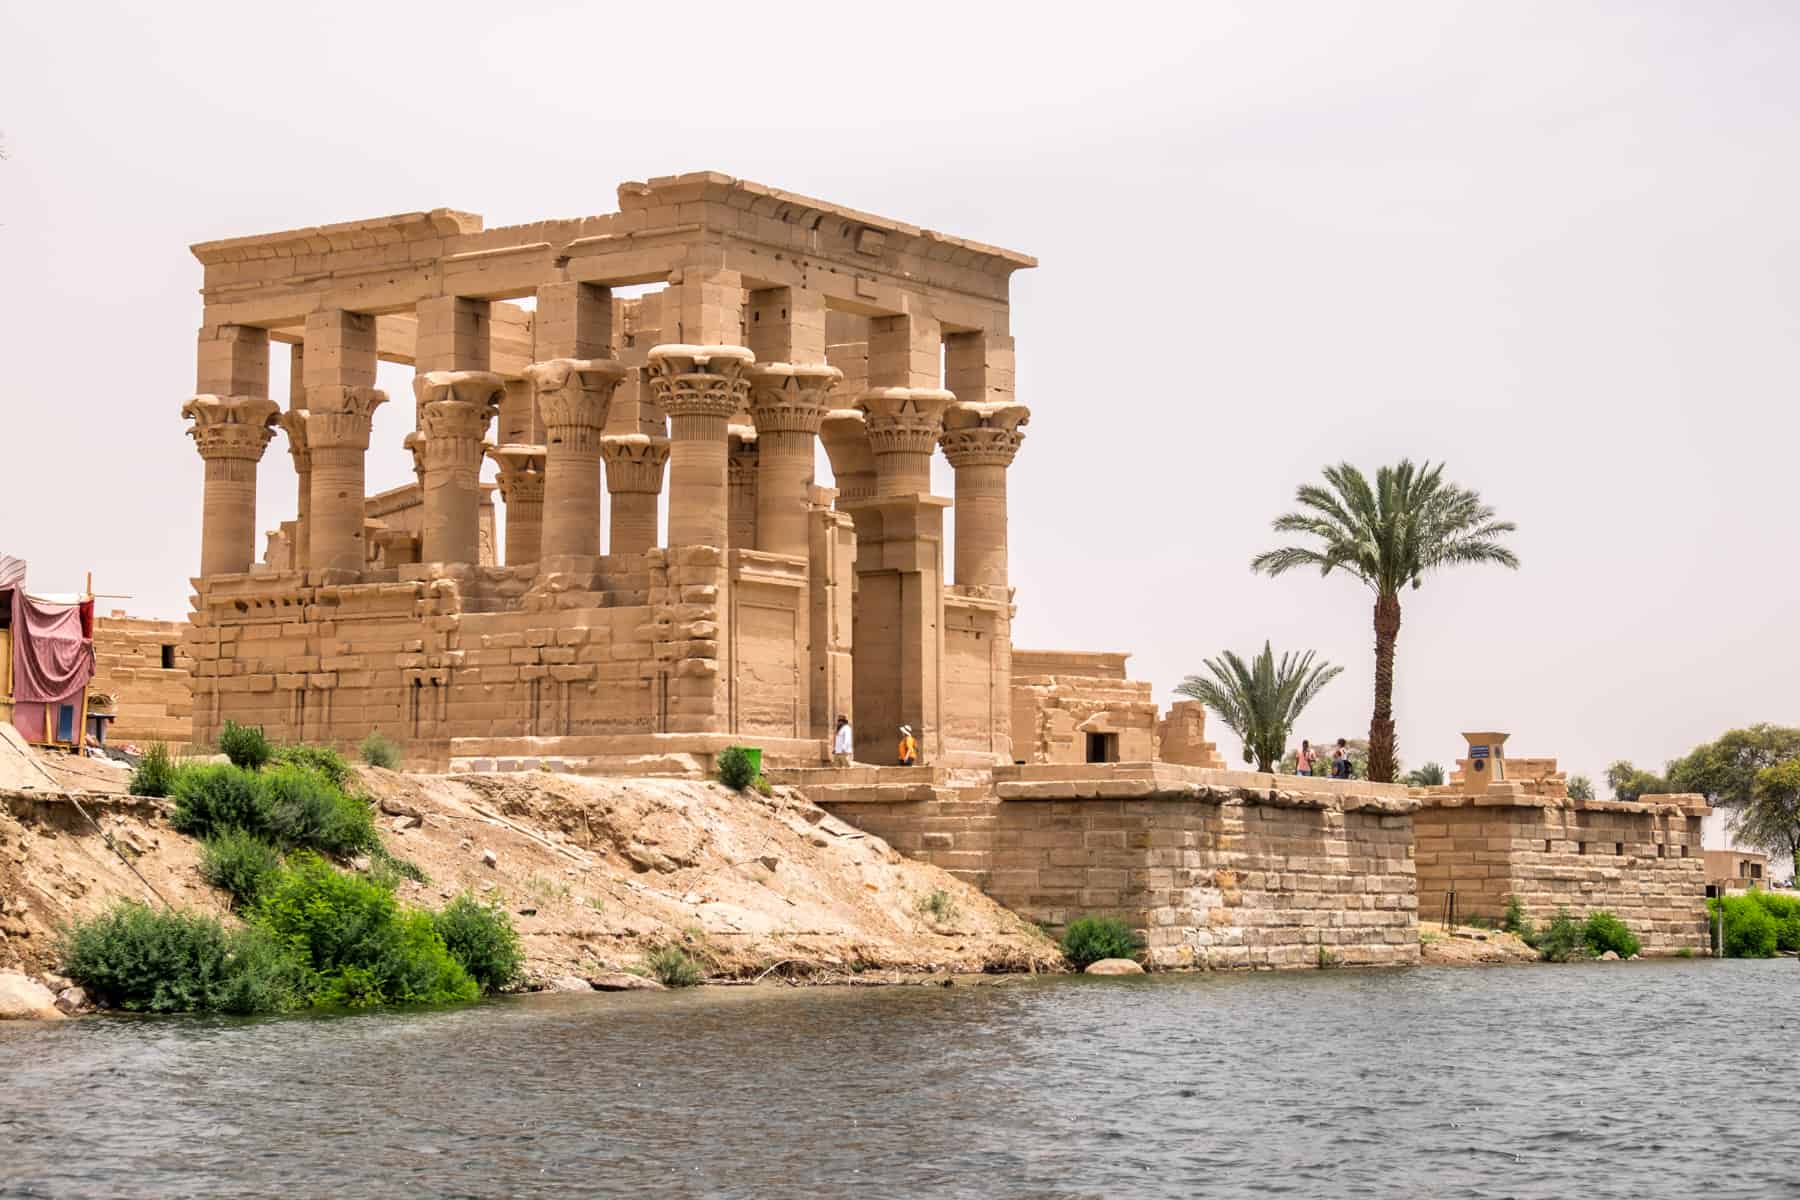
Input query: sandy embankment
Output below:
<box><xmin>0</xmin><ymin>744</ymin><xmax>1061</xmax><ymax>986</ymax></box>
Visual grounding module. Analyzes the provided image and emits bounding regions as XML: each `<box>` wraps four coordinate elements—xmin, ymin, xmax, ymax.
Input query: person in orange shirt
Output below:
<box><xmin>897</xmin><ymin>724</ymin><xmax>917</xmax><ymax>766</ymax></box>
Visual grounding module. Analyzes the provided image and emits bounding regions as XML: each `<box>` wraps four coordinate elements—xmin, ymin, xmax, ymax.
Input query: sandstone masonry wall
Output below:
<box><xmin>1414</xmin><ymin>796</ymin><xmax>1708</xmax><ymax>953</ymax></box>
<box><xmin>1010</xmin><ymin>650</ymin><xmax>1157</xmax><ymax>765</ymax></box>
<box><xmin>90</xmin><ymin>616</ymin><xmax>194</xmax><ymax>750</ymax></box>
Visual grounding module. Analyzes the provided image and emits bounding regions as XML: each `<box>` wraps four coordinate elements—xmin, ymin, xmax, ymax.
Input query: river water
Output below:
<box><xmin>1</xmin><ymin>959</ymin><xmax>1793</xmax><ymax>1199</ymax></box>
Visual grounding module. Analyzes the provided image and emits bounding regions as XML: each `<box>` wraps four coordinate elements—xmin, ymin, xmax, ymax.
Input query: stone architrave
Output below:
<box><xmin>645</xmin><ymin>345</ymin><xmax>756</xmax><ymax>549</ymax></box>
<box><xmin>528</xmin><ymin>358</ymin><xmax>630</xmax><ymax>560</ymax></box>
<box><xmin>860</xmin><ymin>387</ymin><xmax>956</xmax><ymax>496</ymax></box>
<box><xmin>181</xmin><ymin>394</ymin><xmax>280</xmax><ymax>577</ymax></box>
<box><xmin>938</xmin><ymin>401</ymin><xmax>1030</xmax><ymax>590</ymax></box>
<box><xmin>747</xmin><ymin>362</ymin><xmax>841</xmax><ymax>558</ymax></box>
<box><xmin>277</xmin><ymin>408</ymin><xmax>312</xmax><ymax>570</ymax></box>
<box><xmin>487</xmin><ymin>443</ymin><xmax>547</xmax><ymax>566</ymax></box>
<box><xmin>599</xmin><ymin>434</ymin><xmax>670</xmax><ymax>556</ymax></box>
<box><xmin>305</xmin><ymin>385</ymin><xmax>389</xmax><ymax>572</ymax></box>
<box><xmin>413</xmin><ymin>371</ymin><xmax>504</xmax><ymax>565</ymax></box>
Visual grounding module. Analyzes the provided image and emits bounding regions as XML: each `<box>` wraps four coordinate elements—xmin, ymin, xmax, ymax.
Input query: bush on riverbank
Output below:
<box><xmin>199</xmin><ymin>828</ymin><xmax>284</xmax><ymax>908</ymax></box>
<box><xmin>218</xmin><ymin>720</ymin><xmax>272</xmax><ymax>770</ymax></box>
<box><xmin>58</xmin><ymin>903</ymin><xmax>302</xmax><ymax>1014</ymax></box>
<box><xmin>1740</xmin><ymin>890</ymin><xmax>1800</xmax><ymax>952</ymax></box>
<box><xmin>168</xmin><ymin>760</ymin><xmax>376</xmax><ymax>858</ymax></box>
<box><xmin>432</xmin><ymin>894</ymin><xmax>524</xmax><ymax>993</ymax></box>
<box><xmin>1059</xmin><ymin>915</ymin><xmax>1140</xmax><ymax>969</ymax></box>
<box><xmin>1581</xmin><ymin>910</ymin><xmax>1641</xmax><ymax>958</ymax></box>
<box><xmin>127</xmin><ymin>741</ymin><xmax>176</xmax><ymax>798</ymax></box>
<box><xmin>648</xmin><ymin>945</ymin><xmax>704</xmax><ymax>987</ymax></box>
<box><xmin>1711</xmin><ymin>895</ymin><xmax>1779</xmax><ymax>958</ymax></box>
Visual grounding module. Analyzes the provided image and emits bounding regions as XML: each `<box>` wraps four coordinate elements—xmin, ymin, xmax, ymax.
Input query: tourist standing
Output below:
<box><xmin>832</xmin><ymin>715</ymin><xmax>854</xmax><ymax>767</ymax></box>
<box><xmin>897</xmin><ymin>724</ymin><xmax>917</xmax><ymax>766</ymax></box>
<box><xmin>1296</xmin><ymin>739</ymin><xmax>1316</xmax><ymax>776</ymax></box>
<box><xmin>1332</xmin><ymin>738</ymin><xmax>1350</xmax><ymax>779</ymax></box>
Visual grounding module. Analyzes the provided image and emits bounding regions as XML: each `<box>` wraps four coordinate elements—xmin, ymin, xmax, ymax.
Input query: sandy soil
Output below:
<box><xmin>1418</xmin><ymin>921</ymin><xmax>1538</xmax><ymax>964</ymax></box>
<box><xmin>0</xmin><ymin>742</ymin><xmax>1061</xmax><ymax>986</ymax></box>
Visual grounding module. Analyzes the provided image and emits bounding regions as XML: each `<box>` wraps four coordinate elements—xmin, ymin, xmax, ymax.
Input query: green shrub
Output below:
<box><xmin>433</xmin><ymin>894</ymin><xmax>524</xmax><ymax>994</ymax></box>
<box><xmin>1532</xmin><ymin>909</ymin><xmax>1591</xmax><ymax>962</ymax></box>
<box><xmin>1745</xmin><ymin>890</ymin><xmax>1800</xmax><ymax>952</ymax></box>
<box><xmin>59</xmin><ymin>901</ymin><xmax>301</xmax><ymax>1014</ymax></box>
<box><xmin>258</xmin><ymin>763</ymin><xmax>376</xmax><ymax>857</ymax></box>
<box><xmin>647</xmin><ymin>945</ymin><xmax>704</xmax><ymax>987</ymax></box>
<box><xmin>270</xmin><ymin>743</ymin><xmax>353</xmax><ymax>788</ymax></box>
<box><xmin>1059</xmin><ymin>915</ymin><xmax>1141</xmax><ymax>968</ymax></box>
<box><xmin>1713</xmin><ymin>895</ymin><xmax>1778</xmax><ymax>958</ymax></box>
<box><xmin>917</xmin><ymin>889</ymin><xmax>958</xmax><ymax>923</ymax></box>
<box><xmin>1501</xmin><ymin>895</ymin><xmax>1532</xmax><ymax>939</ymax></box>
<box><xmin>200</xmin><ymin>829</ymin><xmax>283</xmax><ymax>907</ymax></box>
<box><xmin>218</xmin><ymin>720</ymin><xmax>272</xmax><ymax>770</ymax></box>
<box><xmin>1582</xmin><ymin>910</ymin><xmax>1641</xmax><ymax>958</ymax></box>
<box><xmin>359</xmin><ymin>731</ymin><xmax>402</xmax><ymax>769</ymax></box>
<box><xmin>169</xmin><ymin>763</ymin><xmax>269</xmax><ymax>837</ymax></box>
<box><xmin>252</xmin><ymin>853</ymin><xmax>477</xmax><ymax>1007</ymax></box>
<box><xmin>128</xmin><ymin>741</ymin><xmax>177</xmax><ymax>798</ymax></box>
<box><xmin>716</xmin><ymin>746</ymin><xmax>757</xmax><ymax>791</ymax></box>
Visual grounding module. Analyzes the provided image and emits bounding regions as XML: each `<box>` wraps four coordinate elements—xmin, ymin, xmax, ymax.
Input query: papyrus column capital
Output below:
<box><xmin>181</xmin><ymin>394</ymin><xmax>280</xmax><ymax>461</ymax></box>
<box><xmin>304</xmin><ymin>385</ymin><xmax>388</xmax><ymax>450</ymax></box>
<box><xmin>646</xmin><ymin>344</ymin><xmax>756</xmax><ymax>421</ymax></box>
<box><xmin>600</xmin><ymin>434</ymin><xmax>672</xmax><ymax>493</ymax></box>
<box><xmin>488</xmin><ymin>443</ymin><xmax>547</xmax><ymax>503</ymax></box>
<box><xmin>819</xmin><ymin>409</ymin><xmax>876</xmax><ymax>504</ymax></box>
<box><xmin>746</xmin><ymin>362</ymin><xmax>842</xmax><ymax>435</ymax></box>
<box><xmin>527</xmin><ymin>357</ymin><xmax>629</xmax><ymax>437</ymax></box>
<box><xmin>938</xmin><ymin>401</ymin><xmax>1030</xmax><ymax>469</ymax></box>
<box><xmin>859</xmin><ymin>387</ymin><xmax>953</xmax><ymax>496</ymax></box>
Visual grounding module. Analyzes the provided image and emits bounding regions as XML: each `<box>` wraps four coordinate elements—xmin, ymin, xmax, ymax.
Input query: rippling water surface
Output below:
<box><xmin>2</xmin><ymin>960</ymin><xmax>1794</xmax><ymax>1198</ymax></box>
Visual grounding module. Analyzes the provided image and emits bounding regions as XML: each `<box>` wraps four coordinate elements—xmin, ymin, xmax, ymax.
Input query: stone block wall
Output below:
<box><xmin>941</xmin><ymin>591</ymin><xmax>1012</xmax><ymax>765</ymax></box>
<box><xmin>1414</xmin><ymin>795</ymin><xmax>1709</xmax><ymax>953</ymax></box>
<box><xmin>90</xmin><ymin>615</ymin><xmax>195</xmax><ymax>750</ymax></box>
<box><xmin>812</xmin><ymin>763</ymin><xmax>1420</xmax><ymax>969</ymax></box>
<box><xmin>1010</xmin><ymin>649</ymin><xmax>1157</xmax><ymax>766</ymax></box>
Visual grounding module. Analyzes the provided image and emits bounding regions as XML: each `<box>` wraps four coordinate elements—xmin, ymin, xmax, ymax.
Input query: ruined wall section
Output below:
<box><xmin>1010</xmin><ymin>650</ymin><xmax>1157</xmax><ymax>765</ymax></box>
<box><xmin>812</xmin><ymin>764</ymin><xmax>1419</xmax><ymax>970</ymax></box>
<box><xmin>1414</xmin><ymin>795</ymin><xmax>1708</xmax><ymax>953</ymax></box>
<box><xmin>89</xmin><ymin>616</ymin><xmax>194</xmax><ymax>750</ymax></box>
<box><xmin>941</xmin><ymin>592</ymin><xmax>1012</xmax><ymax>764</ymax></box>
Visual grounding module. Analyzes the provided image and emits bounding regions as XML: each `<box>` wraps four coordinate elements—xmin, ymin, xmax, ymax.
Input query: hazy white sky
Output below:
<box><xmin>3</xmin><ymin>1</ymin><xmax>1796</xmax><ymax>790</ymax></box>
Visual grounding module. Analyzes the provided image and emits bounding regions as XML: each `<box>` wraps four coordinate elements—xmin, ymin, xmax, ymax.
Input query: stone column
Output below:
<box><xmin>646</xmin><ymin>345</ymin><xmax>755</xmax><ymax>549</ymax></box>
<box><xmin>277</xmin><ymin>409</ymin><xmax>312</xmax><ymax>569</ymax></box>
<box><xmin>939</xmin><ymin>401</ymin><xmax>1030</xmax><ymax>590</ymax></box>
<box><xmin>486</xmin><ymin>444</ymin><xmax>547</xmax><ymax>566</ymax></box>
<box><xmin>747</xmin><ymin>363</ymin><xmax>841</xmax><ymax>558</ymax></box>
<box><xmin>181</xmin><ymin>395</ymin><xmax>279</xmax><ymax>577</ymax></box>
<box><xmin>599</xmin><ymin>434</ymin><xmax>670</xmax><ymax>556</ymax></box>
<box><xmin>861</xmin><ymin>387</ymin><xmax>955</xmax><ymax>496</ymax></box>
<box><xmin>727</xmin><ymin>427</ymin><xmax>758</xmax><ymax>550</ymax></box>
<box><xmin>819</xmin><ymin>410</ymin><xmax>877</xmax><ymax>506</ymax></box>
<box><xmin>305</xmin><ymin>386</ymin><xmax>389</xmax><ymax>573</ymax></box>
<box><xmin>413</xmin><ymin>371</ymin><xmax>504</xmax><ymax>565</ymax></box>
<box><xmin>529</xmin><ymin>358</ymin><xmax>630</xmax><ymax>560</ymax></box>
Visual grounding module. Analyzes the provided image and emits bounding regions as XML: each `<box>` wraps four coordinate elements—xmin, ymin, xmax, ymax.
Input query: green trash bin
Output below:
<box><xmin>741</xmin><ymin>747</ymin><xmax>763</xmax><ymax>777</ymax></box>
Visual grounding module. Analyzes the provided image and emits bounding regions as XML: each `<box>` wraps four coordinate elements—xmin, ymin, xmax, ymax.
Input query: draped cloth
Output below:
<box><xmin>10</xmin><ymin>590</ymin><xmax>95</xmax><ymax>744</ymax></box>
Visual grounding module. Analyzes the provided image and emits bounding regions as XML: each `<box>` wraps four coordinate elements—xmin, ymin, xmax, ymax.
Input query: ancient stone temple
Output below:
<box><xmin>180</xmin><ymin>173</ymin><xmax>1032</xmax><ymax>772</ymax></box>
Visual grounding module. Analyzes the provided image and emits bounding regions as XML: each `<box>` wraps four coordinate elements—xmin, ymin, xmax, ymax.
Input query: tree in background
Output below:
<box><xmin>1251</xmin><ymin>460</ymin><xmax>1518</xmax><ymax>783</ymax></box>
<box><xmin>1667</xmin><ymin>725</ymin><xmax>1800</xmax><ymax>810</ymax></box>
<box><xmin>1736</xmin><ymin>760</ymin><xmax>1800</xmax><ymax>883</ymax></box>
<box><xmin>1176</xmin><ymin>642</ymin><xmax>1343</xmax><ymax>773</ymax></box>
<box><xmin>1606</xmin><ymin>760</ymin><xmax>1672</xmax><ymax>802</ymax></box>
<box><xmin>1566</xmin><ymin>775</ymin><xmax>1595</xmax><ymax>801</ymax></box>
<box><xmin>1404</xmin><ymin>762</ymin><xmax>1446</xmax><ymax>787</ymax></box>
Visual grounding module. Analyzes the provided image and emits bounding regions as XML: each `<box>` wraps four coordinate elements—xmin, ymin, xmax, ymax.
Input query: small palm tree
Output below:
<box><xmin>1175</xmin><ymin>642</ymin><xmax>1343</xmax><ymax>773</ymax></box>
<box><xmin>1251</xmin><ymin>460</ymin><xmax>1518</xmax><ymax>783</ymax></box>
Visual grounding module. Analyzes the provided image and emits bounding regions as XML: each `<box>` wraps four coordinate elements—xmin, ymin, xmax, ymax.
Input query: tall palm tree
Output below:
<box><xmin>1175</xmin><ymin>641</ymin><xmax>1343</xmax><ymax>773</ymax></box>
<box><xmin>1250</xmin><ymin>460</ymin><xmax>1518</xmax><ymax>783</ymax></box>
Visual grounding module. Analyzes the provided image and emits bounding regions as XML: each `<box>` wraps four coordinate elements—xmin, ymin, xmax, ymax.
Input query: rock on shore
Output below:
<box><xmin>0</xmin><ymin>972</ymin><xmax>62</xmax><ymax>1020</ymax></box>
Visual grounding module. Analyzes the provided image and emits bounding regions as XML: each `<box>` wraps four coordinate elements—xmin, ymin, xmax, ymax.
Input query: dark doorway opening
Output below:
<box><xmin>1085</xmin><ymin>732</ymin><xmax>1118</xmax><ymax>764</ymax></box>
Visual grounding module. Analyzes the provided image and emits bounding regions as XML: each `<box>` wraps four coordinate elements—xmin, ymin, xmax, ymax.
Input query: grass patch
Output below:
<box><xmin>647</xmin><ymin>945</ymin><xmax>704</xmax><ymax>988</ymax></box>
<box><xmin>359</xmin><ymin>730</ymin><xmax>402</xmax><ymax>769</ymax></box>
<box><xmin>917</xmin><ymin>889</ymin><xmax>958</xmax><ymax>923</ymax></box>
<box><xmin>270</xmin><ymin>743</ymin><xmax>353</xmax><ymax>788</ymax></box>
<box><xmin>1059</xmin><ymin>915</ymin><xmax>1141</xmax><ymax>969</ymax></box>
<box><xmin>525</xmin><ymin>874</ymin><xmax>572</xmax><ymax>905</ymax></box>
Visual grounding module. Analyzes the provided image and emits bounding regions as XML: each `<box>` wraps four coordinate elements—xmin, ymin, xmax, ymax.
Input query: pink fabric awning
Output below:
<box><xmin>11</xmin><ymin>589</ymin><xmax>94</xmax><ymax>705</ymax></box>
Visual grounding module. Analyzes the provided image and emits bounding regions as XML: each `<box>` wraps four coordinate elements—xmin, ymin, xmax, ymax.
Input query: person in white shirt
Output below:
<box><xmin>832</xmin><ymin>715</ymin><xmax>854</xmax><ymax>767</ymax></box>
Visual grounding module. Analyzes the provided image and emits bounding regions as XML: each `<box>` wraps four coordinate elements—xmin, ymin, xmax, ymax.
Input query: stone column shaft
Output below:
<box><xmin>414</xmin><ymin>371</ymin><xmax>503</xmax><ymax>565</ymax></box>
<box><xmin>305</xmin><ymin>386</ymin><xmax>388</xmax><ymax>573</ymax></box>
<box><xmin>748</xmin><ymin>362</ymin><xmax>842</xmax><ymax>559</ymax></box>
<box><xmin>182</xmin><ymin>395</ymin><xmax>280</xmax><ymax>577</ymax></box>
<box><xmin>647</xmin><ymin>345</ymin><xmax>755</xmax><ymax>549</ymax></box>
<box><xmin>600</xmin><ymin>435</ymin><xmax>670</xmax><ymax>557</ymax></box>
<box><xmin>530</xmin><ymin>358</ymin><xmax>629</xmax><ymax>559</ymax></box>
<box><xmin>939</xmin><ymin>402</ymin><xmax>1030</xmax><ymax>590</ymax></box>
<box><xmin>488</xmin><ymin>444</ymin><xmax>547</xmax><ymax>566</ymax></box>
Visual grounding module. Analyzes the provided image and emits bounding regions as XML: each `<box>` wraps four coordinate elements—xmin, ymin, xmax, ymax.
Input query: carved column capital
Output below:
<box><xmin>859</xmin><ymin>387</ymin><xmax>955</xmax><ymax>455</ymax></box>
<box><xmin>277</xmin><ymin>409</ymin><xmax>311</xmax><ymax>471</ymax></box>
<box><xmin>181</xmin><ymin>394</ymin><xmax>280</xmax><ymax>460</ymax></box>
<box><xmin>305</xmin><ymin>385</ymin><xmax>389</xmax><ymax>450</ymax></box>
<box><xmin>746</xmin><ymin>362</ymin><xmax>842</xmax><ymax>435</ymax></box>
<box><xmin>819</xmin><ymin>409</ymin><xmax>876</xmax><ymax>504</ymax></box>
<box><xmin>939</xmin><ymin>401</ymin><xmax>1030</xmax><ymax>468</ymax></box>
<box><xmin>646</xmin><ymin>344</ymin><xmax>756</xmax><ymax>420</ymax></box>
<box><xmin>413</xmin><ymin>369</ymin><xmax>507</xmax><ymax>412</ymax></box>
<box><xmin>419</xmin><ymin>399</ymin><xmax>495</xmax><ymax>468</ymax></box>
<box><xmin>526</xmin><ymin>357</ymin><xmax>629</xmax><ymax>436</ymax></box>
<box><xmin>403</xmin><ymin>431</ymin><xmax>427</xmax><ymax>486</ymax></box>
<box><xmin>728</xmin><ymin>426</ymin><xmax>760</xmax><ymax>486</ymax></box>
<box><xmin>600</xmin><ymin>434</ymin><xmax>672</xmax><ymax>494</ymax></box>
<box><xmin>487</xmin><ymin>443</ymin><xmax>547</xmax><ymax>503</ymax></box>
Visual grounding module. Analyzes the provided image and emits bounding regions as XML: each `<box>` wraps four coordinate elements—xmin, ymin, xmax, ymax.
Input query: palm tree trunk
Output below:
<box><xmin>1368</xmin><ymin>592</ymin><xmax>1402</xmax><ymax>783</ymax></box>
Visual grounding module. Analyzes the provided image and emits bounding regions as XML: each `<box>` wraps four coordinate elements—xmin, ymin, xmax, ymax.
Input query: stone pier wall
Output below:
<box><xmin>90</xmin><ymin>616</ymin><xmax>195</xmax><ymax>750</ymax></box>
<box><xmin>1415</xmin><ymin>796</ymin><xmax>1709</xmax><ymax>953</ymax></box>
<box><xmin>807</xmin><ymin>763</ymin><xmax>1419</xmax><ymax>969</ymax></box>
